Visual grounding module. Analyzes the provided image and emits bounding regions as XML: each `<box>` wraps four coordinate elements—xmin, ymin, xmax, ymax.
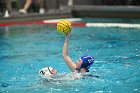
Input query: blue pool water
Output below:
<box><xmin>0</xmin><ymin>18</ymin><xmax>140</xmax><ymax>93</ymax></box>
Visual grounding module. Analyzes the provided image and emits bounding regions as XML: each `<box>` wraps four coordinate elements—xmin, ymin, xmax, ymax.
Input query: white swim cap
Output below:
<box><xmin>39</xmin><ymin>67</ymin><xmax>53</xmax><ymax>79</ymax></box>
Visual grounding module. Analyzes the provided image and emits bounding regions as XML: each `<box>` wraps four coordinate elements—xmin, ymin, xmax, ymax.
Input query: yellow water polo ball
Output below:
<box><xmin>57</xmin><ymin>19</ymin><xmax>72</xmax><ymax>34</ymax></box>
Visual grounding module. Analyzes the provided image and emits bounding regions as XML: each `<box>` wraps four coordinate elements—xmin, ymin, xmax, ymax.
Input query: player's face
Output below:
<box><xmin>51</xmin><ymin>69</ymin><xmax>57</xmax><ymax>75</ymax></box>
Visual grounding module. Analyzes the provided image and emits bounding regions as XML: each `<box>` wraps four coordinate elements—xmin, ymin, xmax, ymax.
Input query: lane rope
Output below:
<box><xmin>0</xmin><ymin>18</ymin><xmax>140</xmax><ymax>29</ymax></box>
<box><xmin>86</xmin><ymin>23</ymin><xmax>140</xmax><ymax>29</ymax></box>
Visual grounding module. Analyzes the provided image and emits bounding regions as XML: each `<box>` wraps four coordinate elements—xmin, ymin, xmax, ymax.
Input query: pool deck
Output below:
<box><xmin>0</xmin><ymin>5</ymin><xmax>140</xmax><ymax>25</ymax></box>
<box><xmin>0</xmin><ymin>9</ymin><xmax>72</xmax><ymax>23</ymax></box>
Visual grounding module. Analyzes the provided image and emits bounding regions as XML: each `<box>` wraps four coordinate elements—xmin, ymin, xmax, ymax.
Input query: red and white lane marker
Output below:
<box><xmin>43</xmin><ymin>18</ymin><xmax>82</xmax><ymax>23</ymax></box>
<box><xmin>43</xmin><ymin>18</ymin><xmax>86</xmax><ymax>26</ymax></box>
<box><xmin>86</xmin><ymin>23</ymin><xmax>140</xmax><ymax>29</ymax></box>
<box><xmin>0</xmin><ymin>18</ymin><xmax>140</xmax><ymax>29</ymax></box>
<box><xmin>43</xmin><ymin>18</ymin><xmax>140</xmax><ymax>28</ymax></box>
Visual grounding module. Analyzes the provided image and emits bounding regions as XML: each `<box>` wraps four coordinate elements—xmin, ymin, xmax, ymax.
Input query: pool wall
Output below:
<box><xmin>72</xmin><ymin>5</ymin><xmax>140</xmax><ymax>18</ymax></box>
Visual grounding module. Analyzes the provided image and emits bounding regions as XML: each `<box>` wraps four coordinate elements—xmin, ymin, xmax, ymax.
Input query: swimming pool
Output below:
<box><xmin>0</xmin><ymin>18</ymin><xmax>140</xmax><ymax>93</ymax></box>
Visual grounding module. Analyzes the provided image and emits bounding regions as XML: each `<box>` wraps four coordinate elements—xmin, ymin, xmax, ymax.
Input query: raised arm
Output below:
<box><xmin>63</xmin><ymin>33</ymin><xmax>76</xmax><ymax>71</ymax></box>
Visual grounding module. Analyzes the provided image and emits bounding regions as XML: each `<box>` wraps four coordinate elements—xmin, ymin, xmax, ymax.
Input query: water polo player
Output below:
<box><xmin>63</xmin><ymin>33</ymin><xmax>94</xmax><ymax>73</ymax></box>
<box><xmin>57</xmin><ymin>20</ymin><xmax>95</xmax><ymax>73</ymax></box>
